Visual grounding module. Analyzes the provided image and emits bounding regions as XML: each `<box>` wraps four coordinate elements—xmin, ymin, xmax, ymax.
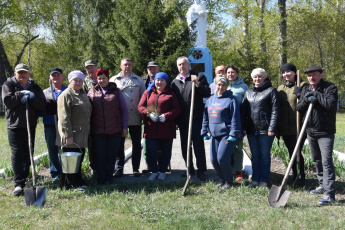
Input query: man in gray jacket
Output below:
<box><xmin>109</xmin><ymin>58</ymin><xmax>145</xmax><ymax>177</ymax></box>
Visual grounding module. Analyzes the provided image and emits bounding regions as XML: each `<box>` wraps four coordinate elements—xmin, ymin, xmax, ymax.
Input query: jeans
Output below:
<box><xmin>44</xmin><ymin>126</ymin><xmax>62</xmax><ymax>179</ymax></box>
<box><xmin>308</xmin><ymin>134</ymin><xmax>335</xmax><ymax>198</ymax></box>
<box><xmin>146</xmin><ymin>138</ymin><xmax>173</xmax><ymax>173</ymax></box>
<box><xmin>178</xmin><ymin>118</ymin><xmax>207</xmax><ymax>173</ymax></box>
<box><xmin>93</xmin><ymin>133</ymin><xmax>121</xmax><ymax>184</ymax></box>
<box><xmin>210</xmin><ymin>135</ymin><xmax>237</xmax><ymax>183</ymax></box>
<box><xmin>8</xmin><ymin>127</ymin><xmax>36</xmax><ymax>188</ymax></box>
<box><xmin>231</xmin><ymin>138</ymin><xmax>243</xmax><ymax>171</ymax></box>
<box><xmin>247</xmin><ymin>134</ymin><xmax>275</xmax><ymax>183</ymax></box>
<box><xmin>116</xmin><ymin>125</ymin><xmax>142</xmax><ymax>172</ymax></box>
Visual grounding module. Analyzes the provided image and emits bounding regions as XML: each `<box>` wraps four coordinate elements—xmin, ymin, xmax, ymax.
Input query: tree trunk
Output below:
<box><xmin>278</xmin><ymin>0</ymin><xmax>287</xmax><ymax>68</ymax></box>
<box><xmin>258</xmin><ymin>0</ymin><xmax>266</xmax><ymax>53</ymax></box>
<box><xmin>15</xmin><ymin>35</ymin><xmax>39</xmax><ymax>66</ymax></box>
<box><xmin>0</xmin><ymin>39</ymin><xmax>13</xmax><ymax>85</ymax></box>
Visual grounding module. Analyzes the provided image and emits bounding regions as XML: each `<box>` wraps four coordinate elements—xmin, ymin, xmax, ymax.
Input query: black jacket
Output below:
<box><xmin>242</xmin><ymin>79</ymin><xmax>279</xmax><ymax>135</ymax></box>
<box><xmin>296</xmin><ymin>79</ymin><xmax>337</xmax><ymax>136</ymax></box>
<box><xmin>171</xmin><ymin>71</ymin><xmax>210</xmax><ymax>121</ymax></box>
<box><xmin>2</xmin><ymin>77</ymin><xmax>46</xmax><ymax>129</ymax></box>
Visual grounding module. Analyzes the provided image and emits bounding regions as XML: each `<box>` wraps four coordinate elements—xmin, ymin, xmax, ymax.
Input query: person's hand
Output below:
<box><xmin>21</xmin><ymin>95</ymin><xmax>29</xmax><ymax>104</ymax></box>
<box><xmin>307</xmin><ymin>96</ymin><xmax>317</xmax><ymax>105</ymax></box>
<box><xmin>158</xmin><ymin>114</ymin><xmax>166</xmax><ymax>122</ymax></box>
<box><xmin>304</xmin><ymin>92</ymin><xmax>317</xmax><ymax>105</ymax></box>
<box><xmin>66</xmin><ymin>137</ymin><xmax>73</xmax><ymax>145</ymax></box>
<box><xmin>293</xmin><ymin>86</ymin><xmax>301</xmax><ymax>96</ymax></box>
<box><xmin>227</xmin><ymin>136</ymin><xmax>236</xmax><ymax>142</ymax></box>
<box><xmin>149</xmin><ymin>112</ymin><xmax>159</xmax><ymax>122</ymax></box>
<box><xmin>203</xmin><ymin>134</ymin><xmax>210</xmax><ymax>140</ymax></box>
<box><xmin>21</xmin><ymin>90</ymin><xmax>35</xmax><ymax>99</ymax></box>
<box><xmin>268</xmin><ymin>131</ymin><xmax>275</xmax><ymax>136</ymax></box>
<box><xmin>191</xmin><ymin>75</ymin><xmax>200</xmax><ymax>86</ymax></box>
<box><xmin>122</xmin><ymin>129</ymin><xmax>128</xmax><ymax>137</ymax></box>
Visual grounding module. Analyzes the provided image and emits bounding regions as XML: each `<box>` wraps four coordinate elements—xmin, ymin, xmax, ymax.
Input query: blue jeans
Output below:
<box><xmin>210</xmin><ymin>135</ymin><xmax>237</xmax><ymax>183</ymax></box>
<box><xmin>44</xmin><ymin>126</ymin><xmax>62</xmax><ymax>179</ymax></box>
<box><xmin>146</xmin><ymin>138</ymin><xmax>173</xmax><ymax>173</ymax></box>
<box><xmin>247</xmin><ymin>134</ymin><xmax>275</xmax><ymax>183</ymax></box>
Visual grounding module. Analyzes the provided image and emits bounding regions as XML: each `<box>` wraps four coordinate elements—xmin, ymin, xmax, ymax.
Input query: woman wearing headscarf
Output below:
<box><xmin>225</xmin><ymin>64</ymin><xmax>248</xmax><ymax>181</ymax></box>
<box><xmin>138</xmin><ymin>72</ymin><xmax>181</xmax><ymax>181</ymax></box>
<box><xmin>242</xmin><ymin>68</ymin><xmax>279</xmax><ymax>188</ymax></box>
<box><xmin>57</xmin><ymin>70</ymin><xmax>92</xmax><ymax>190</ymax></box>
<box><xmin>277</xmin><ymin>63</ymin><xmax>307</xmax><ymax>184</ymax></box>
<box><xmin>88</xmin><ymin>69</ymin><xmax>128</xmax><ymax>185</ymax></box>
<box><xmin>201</xmin><ymin>76</ymin><xmax>241</xmax><ymax>189</ymax></box>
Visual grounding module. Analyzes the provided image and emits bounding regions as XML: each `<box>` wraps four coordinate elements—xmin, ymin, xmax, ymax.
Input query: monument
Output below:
<box><xmin>186</xmin><ymin>0</ymin><xmax>213</xmax><ymax>84</ymax></box>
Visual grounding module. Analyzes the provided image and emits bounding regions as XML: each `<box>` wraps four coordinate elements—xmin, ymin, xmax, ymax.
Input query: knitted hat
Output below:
<box><xmin>281</xmin><ymin>63</ymin><xmax>297</xmax><ymax>73</ymax></box>
<box><xmin>96</xmin><ymin>68</ymin><xmax>109</xmax><ymax>79</ymax></box>
<box><xmin>68</xmin><ymin>70</ymin><xmax>85</xmax><ymax>82</ymax></box>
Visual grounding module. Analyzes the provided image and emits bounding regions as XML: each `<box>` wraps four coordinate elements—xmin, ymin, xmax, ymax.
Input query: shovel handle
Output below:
<box><xmin>280</xmin><ymin>103</ymin><xmax>313</xmax><ymax>188</ymax></box>
<box><xmin>26</xmin><ymin>103</ymin><xmax>37</xmax><ymax>187</ymax></box>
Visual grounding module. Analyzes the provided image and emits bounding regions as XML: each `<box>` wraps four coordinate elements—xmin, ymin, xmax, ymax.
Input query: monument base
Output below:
<box><xmin>188</xmin><ymin>47</ymin><xmax>213</xmax><ymax>84</ymax></box>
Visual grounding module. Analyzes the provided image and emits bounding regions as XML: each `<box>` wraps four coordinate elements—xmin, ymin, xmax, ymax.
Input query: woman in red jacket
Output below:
<box><xmin>138</xmin><ymin>72</ymin><xmax>181</xmax><ymax>181</ymax></box>
<box><xmin>88</xmin><ymin>69</ymin><xmax>128</xmax><ymax>185</ymax></box>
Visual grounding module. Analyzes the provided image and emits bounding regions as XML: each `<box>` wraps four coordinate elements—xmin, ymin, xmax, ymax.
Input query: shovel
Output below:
<box><xmin>268</xmin><ymin>103</ymin><xmax>313</xmax><ymax>208</ymax></box>
<box><xmin>182</xmin><ymin>81</ymin><xmax>196</xmax><ymax>196</ymax></box>
<box><xmin>24</xmin><ymin>103</ymin><xmax>47</xmax><ymax>207</ymax></box>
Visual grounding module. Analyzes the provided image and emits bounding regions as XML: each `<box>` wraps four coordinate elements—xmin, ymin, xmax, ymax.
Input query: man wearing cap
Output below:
<box><xmin>83</xmin><ymin>60</ymin><xmax>98</xmax><ymax>174</ymax></box>
<box><xmin>109</xmin><ymin>57</ymin><xmax>145</xmax><ymax>177</ymax></box>
<box><xmin>2</xmin><ymin>63</ymin><xmax>46</xmax><ymax>196</ymax></box>
<box><xmin>296</xmin><ymin>65</ymin><xmax>338</xmax><ymax>204</ymax></box>
<box><xmin>171</xmin><ymin>56</ymin><xmax>211</xmax><ymax>181</ymax></box>
<box><xmin>42</xmin><ymin>68</ymin><xmax>67</xmax><ymax>182</ymax></box>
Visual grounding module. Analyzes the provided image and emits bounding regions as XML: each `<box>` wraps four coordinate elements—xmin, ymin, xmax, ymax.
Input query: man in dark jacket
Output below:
<box><xmin>296</xmin><ymin>65</ymin><xmax>338</xmax><ymax>205</ymax></box>
<box><xmin>171</xmin><ymin>56</ymin><xmax>211</xmax><ymax>181</ymax></box>
<box><xmin>2</xmin><ymin>63</ymin><xmax>46</xmax><ymax>196</ymax></box>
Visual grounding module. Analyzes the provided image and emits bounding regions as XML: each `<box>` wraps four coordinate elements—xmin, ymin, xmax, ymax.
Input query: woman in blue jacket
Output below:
<box><xmin>201</xmin><ymin>76</ymin><xmax>241</xmax><ymax>189</ymax></box>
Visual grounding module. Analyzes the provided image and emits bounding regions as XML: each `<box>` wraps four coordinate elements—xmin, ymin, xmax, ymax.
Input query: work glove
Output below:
<box><xmin>203</xmin><ymin>135</ymin><xmax>210</xmax><ymax>140</ymax></box>
<box><xmin>158</xmin><ymin>114</ymin><xmax>166</xmax><ymax>122</ymax></box>
<box><xmin>21</xmin><ymin>95</ymin><xmax>29</xmax><ymax>104</ymax></box>
<box><xmin>304</xmin><ymin>92</ymin><xmax>317</xmax><ymax>105</ymax></box>
<box><xmin>307</xmin><ymin>96</ymin><xmax>317</xmax><ymax>105</ymax></box>
<box><xmin>227</xmin><ymin>136</ymin><xmax>236</xmax><ymax>142</ymax></box>
<box><xmin>22</xmin><ymin>90</ymin><xmax>35</xmax><ymax>99</ymax></box>
<box><xmin>293</xmin><ymin>86</ymin><xmax>301</xmax><ymax>97</ymax></box>
<box><xmin>149</xmin><ymin>112</ymin><xmax>159</xmax><ymax>122</ymax></box>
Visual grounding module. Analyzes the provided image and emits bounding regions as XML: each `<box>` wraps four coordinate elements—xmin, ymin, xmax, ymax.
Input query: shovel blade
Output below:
<box><xmin>24</xmin><ymin>186</ymin><xmax>47</xmax><ymax>207</ymax></box>
<box><xmin>268</xmin><ymin>185</ymin><xmax>291</xmax><ymax>208</ymax></box>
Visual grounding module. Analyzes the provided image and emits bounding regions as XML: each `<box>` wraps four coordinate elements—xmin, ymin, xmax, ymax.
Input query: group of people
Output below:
<box><xmin>1</xmin><ymin>57</ymin><xmax>338</xmax><ymax>205</ymax></box>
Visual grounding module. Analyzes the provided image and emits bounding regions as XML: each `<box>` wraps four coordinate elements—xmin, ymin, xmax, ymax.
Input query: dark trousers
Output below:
<box><xmin>8</xmin><ymin>127</ymin><xmax>36</xmax><ymax>188</ymax></box>
<box><xmin>282</xmin><ymin>135</ymin><xmax>305</xmax><ymax>177</ymax></box>
<box><xmin>44</xmin><ymin>126</ymin><xmax>62</xmax><ymax>179</ymax></box>
<box><xmin>115</xmin><ymin>125</ymin><xmax>142</xmax><ymax>172</ymax></box>
<box><xmin>93</xmin><ymin>133</ymin><xmax>121</xmax><ymax>184</ymax></box>
<box><xmin>62</xmin><ymin>147</ymin><xmax>86</xmax><ymax>188</ymax></box>
<box><xmin>308</xmin><ymin>134</ymin><xmax>335</xmax><ymax>198</ymax></box>
<box><xmin>88</xmin><ymin>134</ymin><xmax>96</xmax><ymax>171</ymax></box>
<box><xmin>178</xmin><ymin>118</ymin><xmax>207</xmax><ymax>173</ymax></box>
<box><xmin>146</xmin><ymin>138</ymin><xmax>173</xmax><ymax>173</ymax></box>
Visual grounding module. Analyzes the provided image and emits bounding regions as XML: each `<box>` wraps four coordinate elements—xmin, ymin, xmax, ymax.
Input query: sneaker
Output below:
<box><xmin>75</xmin><ymin>185</ymin><xmax>88</xmax><ymax>191</ymax></box>
<box><xmin>319</xmin><ymin>195</ymin><xmax>335</xmax><ymax>205</ymax></box>
<box><xmin>158</xmin><ymin>173</ymin><xmax>166</xmax><ymax>181</ymax></box>
<box><xmin>197</xmin><ymin>171</ymin><xmax>207</xmax><ymax>181</ymax></box>
<box><xmin>13</xmin><ymin>186</ymin><xmax>24</xmax><ymax>196</ymax></box>
<box><xmin>310</xmin><ymin>186</ymin><xmax>325</xmax><ymax>194</ymax></box>
<box><xmin>148</xmin><ymin>172</ymin><xmax>159</xmax><ymax>181</ymax></box>
<box><xmin>222</xmin><ymin>182</ymin><xmax>232</xmax><ymax>189</ymax></box>
<box><xmin>113</xmin><ymin>170</ymin><xmax>123</xmax><ymax>178</ymax></box>
<box><xmin>216</xmin><ymin>180</ymin><xmax>225</xmax><ymax>188</ymax></box>
<box><xmin>133</xmin><ymin>171</ymin><xmax>141</xmax><ymax>177</ymax></box>
<box><xmin>235</xmin><ymin>171</ymin><xmax>243</xmax><ymax>181</ymax></box>
<box><xmin>248</xmin><ymin>181</ymin><xmax>259</xmax><ymax>188</ymax></box>
<box><xmin>258</xmin><ymin>182</ymin><xmax>268</xmax><ymax>188</ymax></box>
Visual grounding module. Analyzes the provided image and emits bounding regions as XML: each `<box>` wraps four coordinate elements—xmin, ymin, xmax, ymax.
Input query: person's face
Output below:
<box><xmin>147</xmin><ymin>66</ymin><xmax>159</xmax><ymax>79</ymax></box>
<box><xmin>253</xmin><ymin>75</ymin><xmax>265</xmax><ymax>87</ymax></box>
<box><xmin>85</xmin><ymin>65</ymin><xmax>98</xmax><ymax>79</ymax></box>
<box><xmin>14</xmin><ymin>71</ymin><xmax>30</xmax><ymax>86</ymax></box>
<box><xmin>282</xmin><ymin>70</ymin><xmax>295</xmax><ymax>83</ymax></box>
<box><xmin>216</xmin><ymin>80</ymin><xmax>227</xmax><ymax>95</ymax></box>
<box><xmin>70</xmin><ymin>78</ymin><xmax>83</xmax><ymax>91</ymax></box>
<box><xmin>50</xmin><ymin>72</ymin><xmax>64</xmax><ymax>86</ymax></box>
<box><xmin>155</xmin><ymin>78</ymin><xmax>167</xmax><ymax>92</ymax></box>
<box><xmin>177</xmin><ymin>58</ymin><xmax>190</xmax><ymax>75</ymax></box>
<box><xmin>226</xmin><ymin>68</ymin><xmax>238</xmax><ymax>82</ymax></box>
<box><xmin>307</xmin><ymin>71</ymin><xmax>323</xmax><ymax>89</ymax></box>
<box><xmin>120</xmin><ymin>60</ymin><xmax>133</xmax><ymax>74</ymax></box>
<box><xmin>97</xmin><ymin>74</ymin><xmax>109</xmax><ymax>88</ymax></box>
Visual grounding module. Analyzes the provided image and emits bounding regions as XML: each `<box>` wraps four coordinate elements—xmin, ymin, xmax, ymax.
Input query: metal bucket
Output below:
<box><xmin>60</xmin><ymin>143</ymin><xmax>82</xmax><ymax>174</ymax></box>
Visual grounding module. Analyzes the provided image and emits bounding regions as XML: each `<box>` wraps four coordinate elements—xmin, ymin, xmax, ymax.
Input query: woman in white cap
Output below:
<box><xmin>242</xmin><ymin>68</ymin><xmax>279</xmax><ymax>188</ymax></box>
<box><xmin>57</xmin><ymin>70</ymin><xmax>92</xmax><ymax>190</ymax></box>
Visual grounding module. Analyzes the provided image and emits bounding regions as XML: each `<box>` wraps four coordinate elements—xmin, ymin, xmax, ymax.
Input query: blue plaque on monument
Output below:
<box><xmin>189</xmin><ymin>47</ymin><xmax>213</xmax><ymax>85</ymax></box>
